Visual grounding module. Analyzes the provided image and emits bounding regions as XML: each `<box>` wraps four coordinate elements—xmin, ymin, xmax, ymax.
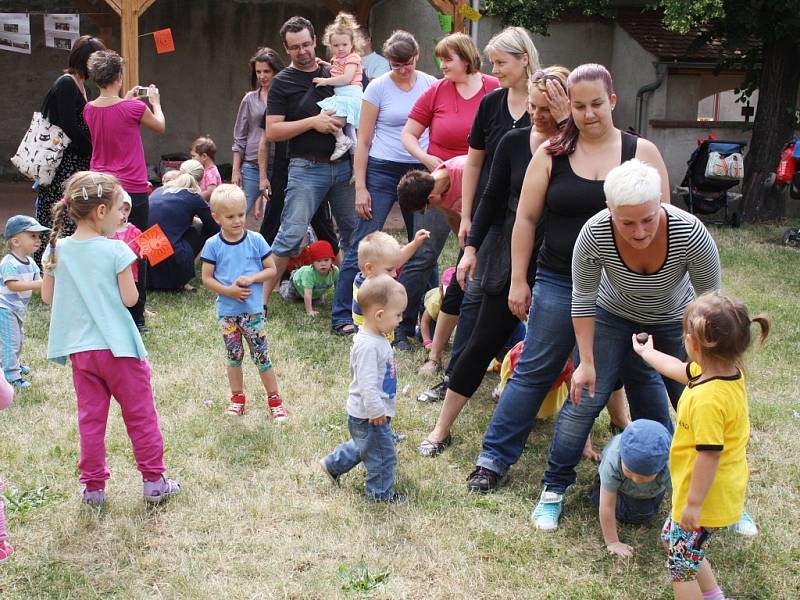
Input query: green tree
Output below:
<box><xmin>486</xmin><ymin>0</ymin><xmax>800</xmax><ymax>221</ymax></box>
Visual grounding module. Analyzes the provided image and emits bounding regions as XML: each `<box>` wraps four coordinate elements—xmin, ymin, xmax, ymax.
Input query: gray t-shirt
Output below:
<box><xmin>362</xmin><ymin>71</ymin><xmax>437</xmax><ymax>163</ymax></box>
<box><xmin>599</xmin><ymin>434</ymin><xmax>671</xmax><ymax>499</ymax></box>
<box><xmin>346</xmin><ymin>330</ymin><xmax>397</xmax><ymax>419</ymax></box>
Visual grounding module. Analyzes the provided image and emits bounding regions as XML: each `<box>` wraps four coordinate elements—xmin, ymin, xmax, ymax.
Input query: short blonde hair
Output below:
<box><xmin>358</xmin><ymin>273</ymin><xmax>406</xmax><ymax>312</ymax></box>
<box><xmin>210</xmin><ymin>184</ymin><xmax>246</xmax><ymax>212</ymax></box>
<box><xmin>485</xmin><ymin>26</ymin><xmax>540</xmax><ymax>78</ymax></box>
<box><xmin>603</xmin><ymin>159</ymin><xmax>661</xmax><ymax>209</ymax></box>
<box><xmin>357</xmin><ymin>231</ymin><xmax>401</xmax><ymax>270</ymax></box>
<box><xmin>529</xmin><ymin>65</ymin><xmax>569</xmax><ymax>94</ymax></box>
<box><xmin>435</xmin><ymin>33</ymin><xmax>481</xmax><ymax>74</ymax></box>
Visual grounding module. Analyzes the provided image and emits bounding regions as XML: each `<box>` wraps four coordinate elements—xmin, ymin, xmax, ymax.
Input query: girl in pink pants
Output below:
<box><xmin>41</xmin><ymin>171</ymin><xmax>180</xmax><ymax>507</ymax></box>
<box><xmin>0</xmin><ymin>377</ymin><xmax>14</xmax><ymax>562</ymax></box>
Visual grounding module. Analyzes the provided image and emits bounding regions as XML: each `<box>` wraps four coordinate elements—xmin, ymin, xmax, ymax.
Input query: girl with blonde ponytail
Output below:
<box><xmin>147</xmin><ymin>160</ymin><xmax>219</xmax><ymax>291</ymax></box>
<box><xmin>41</xmin><ymin>170</ymin><xmax>181</xmax><ymax>508</ymax></box>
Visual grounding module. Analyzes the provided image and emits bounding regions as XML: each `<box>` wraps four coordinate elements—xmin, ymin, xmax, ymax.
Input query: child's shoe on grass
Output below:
<box><xmin>0</xmin><ymin>541</ymin><xmax>14</xmax><ymax>563</ymax></box>
<box><xmin>19</xmin><ymin>365</ymin><xmax>30</xmax><ymax>376</ymax></box>
<box><xmin>225</xmin><ymin>392</ymin><xmax>246</xmax><ymax>416</ymax></box>
<box><xmin>267</xmin><ymin>393</ymin><xmax>288</xmax><ymax>422</ymax></box>
<box><xmin>82</xmin><ymin>488</ymin><xmax>105</xmax><ymax>507</ymax></box>
<box><xmin>143</xmin><ymin>475</ymin><xmax>181</xmax><ymax>504</ymax></box>
<box><xmin>10</xmin><ymin>379</ymin><xmax>30</xmax><ymax>390</ymax></box>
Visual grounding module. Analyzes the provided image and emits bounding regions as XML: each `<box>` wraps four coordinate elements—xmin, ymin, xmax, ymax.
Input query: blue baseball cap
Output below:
<box><xmin>4</xmin><ymin>215</ymin><xmax>49</xmax><ymax>240</ymax></box>
<box><xmin>620</xmin><ymin>419</ymin><xmax>672</xmax><ymax>476</ymax></box>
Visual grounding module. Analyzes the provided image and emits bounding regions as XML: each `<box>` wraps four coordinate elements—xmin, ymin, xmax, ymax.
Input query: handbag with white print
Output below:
<box><xmin>10</xmin><ymin>111</ymin><xmax>71</xmax><ymax>186</ymax></box>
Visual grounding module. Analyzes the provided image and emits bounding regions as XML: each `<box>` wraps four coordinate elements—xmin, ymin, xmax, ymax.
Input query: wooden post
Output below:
<box><xmin>101</xmin><ymin>0</ymin><xmax>158</xmax><ymax>92</ymax></box>
<box><xmin>426</xmin><ymin>0</ymin><xmax>469</xmax><ymax>34</ymax></box>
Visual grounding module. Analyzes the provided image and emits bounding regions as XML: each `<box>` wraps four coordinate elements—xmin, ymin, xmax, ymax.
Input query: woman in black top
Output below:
<box><xmin>34</xmin><ymin>35</ymin><xmax>106</xmax><ymax>265</ymax></box>
<box><xmin>466</xmin><ymin>65</ymin><xmax>670</xmax><ymax>522</ymax></box>
<box><xmin>417</xmin><ymin>68</ymin><xmax>569</xmax><ymax>457</ymax></box>
<box><xmin>417</xmin><ymin>26</ymin><xmax>538</xmax><ymax>400</ymax></box>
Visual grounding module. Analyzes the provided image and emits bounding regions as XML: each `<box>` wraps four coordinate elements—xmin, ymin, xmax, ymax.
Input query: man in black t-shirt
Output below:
<box><xmin>262</xmin><ymin>16</ymin><xmax>356</xmax><ymax>306</ymax></box>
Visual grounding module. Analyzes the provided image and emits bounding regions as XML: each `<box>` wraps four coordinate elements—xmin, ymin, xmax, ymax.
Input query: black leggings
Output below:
<box><xmin>447</xmin><ymin>280</ymin><xmax>521</xmax><ymax>397</ymax></box>
<box><xmin>128</xmin><ymin>192</ymin><xmax>149</xmax><ymax>327</ymax></box>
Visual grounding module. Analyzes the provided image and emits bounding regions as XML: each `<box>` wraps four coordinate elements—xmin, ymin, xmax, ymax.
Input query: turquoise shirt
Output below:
<box><xmin>46</xmin><ymin>237</ymin><xmax>146</xmax><ymax>365</ymax></box>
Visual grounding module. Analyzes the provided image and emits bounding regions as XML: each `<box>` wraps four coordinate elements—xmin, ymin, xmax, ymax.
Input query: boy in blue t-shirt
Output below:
<box><xmin>592</xmin><ymin>419</ymin><xmax>672</xmax><ymax>558</ymax></box>
<box><xmin>200</xmin><ymin>185</ymin><xmax>288</xmax><ymax>420</ymax></box>
<box><xmin>0</xmin><ymin>215</ymin><xmax>49</xmax><ymax>388</ymax></box>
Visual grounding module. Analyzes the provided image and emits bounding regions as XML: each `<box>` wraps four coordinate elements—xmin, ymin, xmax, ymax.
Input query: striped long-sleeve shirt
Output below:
<box><xmin>571</xmin><ymin>203</ymin><xmax>721</xmax><ymax>324</ymax></box>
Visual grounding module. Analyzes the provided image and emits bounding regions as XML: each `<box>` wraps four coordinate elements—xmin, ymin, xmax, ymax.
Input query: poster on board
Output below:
<box><xmin>44</xmin><ymin>13</ymin><xmax>80</xmax><ymax>50</ymax></box>
<box><xmin>0</xmin><ymin>13</ymin><xmax>31</xmax><ymax>54</ymax></box>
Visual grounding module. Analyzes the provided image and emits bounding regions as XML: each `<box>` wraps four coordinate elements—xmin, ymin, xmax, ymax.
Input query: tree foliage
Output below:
<box><xmin>485</xmin><ymin>0</ymin><xmax>800</xmax><ymax>221</ymax></box>
<box><xmin>483</xmin><ymin>0</ymin><xmax>612</xmax><ymax>35</ymax></box>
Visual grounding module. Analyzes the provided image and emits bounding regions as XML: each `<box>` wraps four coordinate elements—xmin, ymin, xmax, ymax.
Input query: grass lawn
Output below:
<box><xmin>0</xmin><ymin>224</ymin><xmax>798</xmax><ymax>599</ymax></box>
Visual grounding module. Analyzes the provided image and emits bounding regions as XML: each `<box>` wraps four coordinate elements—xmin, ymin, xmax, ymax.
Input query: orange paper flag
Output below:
<box><xmin>153</xmin><ymin>28</ymin><xmax>175</xmax><ymax>54</ymax></box>
<box><xmin>135</xmin><ymin>224</ymin><xmax>174</xmax><ymax>266</ymax></box>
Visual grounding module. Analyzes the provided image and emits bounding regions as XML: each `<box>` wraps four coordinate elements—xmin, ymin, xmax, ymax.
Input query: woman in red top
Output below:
<box><xmin>401</xmin><ymin>33</ymin><xmax>499</xmax><ymax>168</ymax></box>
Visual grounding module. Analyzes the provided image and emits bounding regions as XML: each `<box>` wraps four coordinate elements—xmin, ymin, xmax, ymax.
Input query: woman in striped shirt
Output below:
<box><xmin>541</xmin><ymin>158</ymin><xmax>720</xmax><ymax>529</ymax></box>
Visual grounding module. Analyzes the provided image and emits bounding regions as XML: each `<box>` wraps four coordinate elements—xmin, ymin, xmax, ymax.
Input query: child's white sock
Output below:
<box><xmin>702</xmin><ymin>587</ymin><xmax>725</xmax><ymax>600</ymax></box>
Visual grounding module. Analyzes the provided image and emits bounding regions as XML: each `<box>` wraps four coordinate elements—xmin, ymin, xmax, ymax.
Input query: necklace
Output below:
<box><xmin>97</xmin><ymin>95</ymin><xmax>120</xmax><ymax>99</ymax></box>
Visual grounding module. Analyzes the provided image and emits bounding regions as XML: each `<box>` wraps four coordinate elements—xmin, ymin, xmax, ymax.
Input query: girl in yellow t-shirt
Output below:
<box><xmin>633</xmin><ymin>291</ymin><xmax>769</xmax><ymax>600</ymax></box>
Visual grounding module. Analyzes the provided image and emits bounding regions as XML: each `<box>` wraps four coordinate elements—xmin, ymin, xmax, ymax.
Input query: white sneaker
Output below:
<box><xmin>330</xmin><ymin>137</ymin><xmax>353</xmax><ymax>161</ymax></box>
<box><xmin>729</xmin><ymin>511</ymin><xmax>758</xmax><ymax>537</ymax></box>
<box><xmin>531</xmin><ymin>489</ymin><xmax>563</xmax><ymax>531</ymax></box>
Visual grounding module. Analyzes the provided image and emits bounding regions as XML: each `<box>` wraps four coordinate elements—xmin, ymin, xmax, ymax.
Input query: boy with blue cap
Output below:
<box><xmin>0</xmin><ymin>215</ymin><xmax>49</xmax><ymax>388</ymax></box>
<box><xmin>592</xmin><ymin>419</ymin><xmax>672</xmax><ymax>557</ymax></box>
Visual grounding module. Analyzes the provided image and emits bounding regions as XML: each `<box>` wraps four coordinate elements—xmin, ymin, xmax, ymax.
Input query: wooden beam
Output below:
<box><xmin>120</xmin><ymin>0</ymin><xmax>139</xmax><ymax>91</ymax></box>
<box><xmin>353</xmin><ymin>0</ymin><xmax>373</xmax><ymax>29</ymax></box>
<box><xmin>103</xmin><ymin>0</ymin><xmax>122</xmax><ymax>16</ymax></box>
<box><xmin>427</xmin><ymin>0</ymin><xmax>452</xmax><ymax>15</ymax></box>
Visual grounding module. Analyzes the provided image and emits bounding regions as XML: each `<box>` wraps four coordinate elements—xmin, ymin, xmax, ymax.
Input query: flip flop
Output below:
<box><xmin>331</xmin><ymin>323</ymin><xmax>356</xmax><ymax>336</ymax></box>
<box><xmin>417</xmin><ymin>435</ymin><xmax>452</xmax><ymax>458</ymax></box>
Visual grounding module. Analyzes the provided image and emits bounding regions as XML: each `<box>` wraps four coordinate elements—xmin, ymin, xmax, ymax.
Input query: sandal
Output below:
<box><xmin>331</xmin><ymin>323</ymin><xmax>356</xmax><ymax>336</ymax></box>
<box><xmin>418</xmin><ymin>358</ymin><xmax>441</xmax><ymax>375</ymax></box>
<box><xmin>417</xmin><ymin>435</ymin><xmax>452</xmax><ymax>458</ymax></box>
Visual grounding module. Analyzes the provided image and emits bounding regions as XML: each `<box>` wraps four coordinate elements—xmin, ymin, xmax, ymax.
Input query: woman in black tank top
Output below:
<box><xmin>466</xmin><ymin>65</ymin><xmax>671</xmax><ymax>521</ymax></box>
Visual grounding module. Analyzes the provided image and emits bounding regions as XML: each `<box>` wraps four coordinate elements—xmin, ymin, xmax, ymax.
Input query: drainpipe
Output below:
<box><xmin>635</xmin><ymin>63</ymin><xmax>667</xmax><ymax>135</ymax></box>
<box><xmin>471</xmin><ymin>0</ymin><xmax>480</xmax><ymax>46</ymax></box>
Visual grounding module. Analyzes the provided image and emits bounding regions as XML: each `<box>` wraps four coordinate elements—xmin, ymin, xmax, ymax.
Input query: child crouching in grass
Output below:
<box><xmin>634</xmin><ymin>291</ymin><xmax>769</xmax><ymax>600</ymax></box>
<box><xmin>200</xmin><ymin>184</ymin><xmax>288</xmax><ymax>421</ymax></box>
<box><xmin>283</xmin><ymin>240</ymin><xmax>339</xmax><ymax>316</ymax></box>
<box><xmin>593</xmin><ymin>419</ymin><xmax>672</xmax><ymax>558</ymax></box>
<box><xmin>320</xmin><ymin>274</ymin><xmax>407</xmax><ymax>503</ymax></box>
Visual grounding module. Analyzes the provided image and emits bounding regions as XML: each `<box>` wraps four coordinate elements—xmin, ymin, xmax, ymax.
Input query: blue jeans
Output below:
<box><xmin>542</xmin><ymin>307</ymin><xmax>681</xmax><ymax>493</ymax></box>
<box><xmin>590</xmin><ymin>478</ymin><xmax>664</xmax><ymax>524</ymax></box>
<box><xmin>476</xmin><ymin>268</ymin><xmax>575</xmax><ymax>476</ymax></box>
<box><xmin>271</xmin><ymin>158</ymin><xmax>355</xmax><ymax>257</ymax></box>
<box><xmin>396</xmin><ymin>208</ymin><xmax>452</xmax><ymax>340</ymax></box>
<box><xmin>323</xmin><ymin>416</ymin><xmax>397</xmax><ymax>501</ymax></box>
<box><xmin>331</xmin><ymin>158</ymin><xmax>423</xmax><ymax>328</ymax></box>
<box><xmin>241</xmin><ymin>162</ymin><xmax>260</xmax><ymax>214</ymax></box>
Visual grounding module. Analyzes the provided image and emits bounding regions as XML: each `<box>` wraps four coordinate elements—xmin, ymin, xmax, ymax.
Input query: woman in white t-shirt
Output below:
<box><xmin>330</xmin><ymin>30</ymin><xmax>437</xmax><ymax>335</ymax></box>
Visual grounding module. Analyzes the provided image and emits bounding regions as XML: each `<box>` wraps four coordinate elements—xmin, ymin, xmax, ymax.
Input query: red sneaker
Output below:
<box><xmin>225</xmin><ymin>392</ymin><xmax>246</xmax><ymax>416</ymax></box>
<box><xmin>267</xmin><ymin>394</ymin><xmax>288</xmax><ymax>422</ymax></box>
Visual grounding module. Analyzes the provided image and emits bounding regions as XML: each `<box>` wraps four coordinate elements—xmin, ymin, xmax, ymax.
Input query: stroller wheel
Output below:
<box><xmin>730</xmin><ymin>212</ymin><xmax>741</xmax><ymax>228</ymax></box>
<box><xmin>781</xmin><ymin>228</ymin><xmax>800</xmax><ymax>248</ymax></box>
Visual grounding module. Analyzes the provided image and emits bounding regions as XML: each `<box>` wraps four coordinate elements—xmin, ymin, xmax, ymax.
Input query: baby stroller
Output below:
<box><xmin>673</xmin><ymin>137</ymin><xmax>747</xmax><ymax>227</ymax></box>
